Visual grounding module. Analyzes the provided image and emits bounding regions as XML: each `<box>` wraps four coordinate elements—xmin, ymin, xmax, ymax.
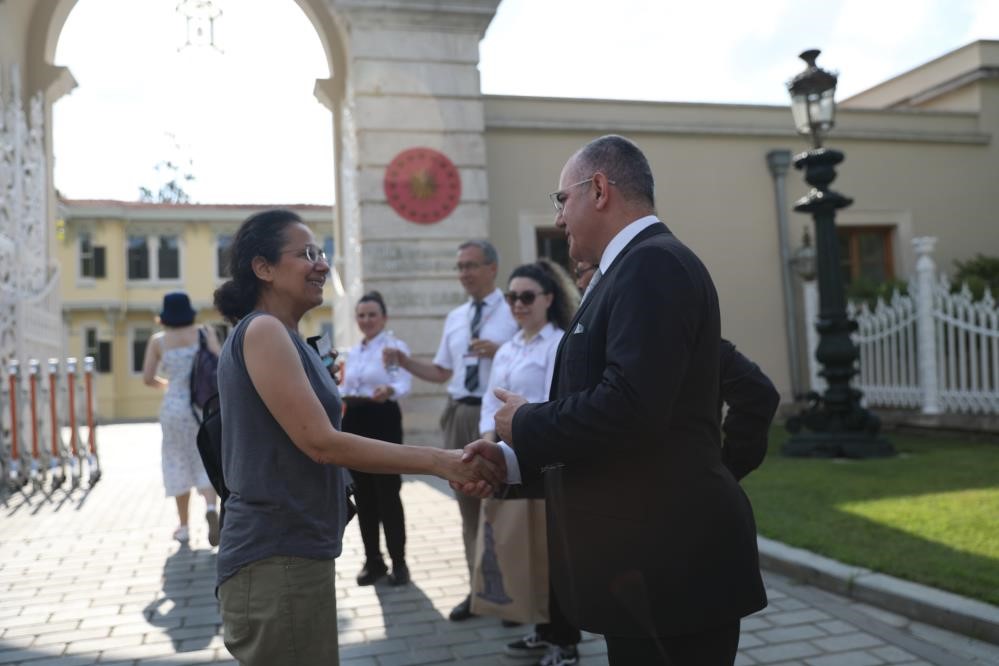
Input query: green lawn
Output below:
<box><xmin>742</xmin><ymin>429</ymin><xmax>999</xmax><ymax>606</ymax></box>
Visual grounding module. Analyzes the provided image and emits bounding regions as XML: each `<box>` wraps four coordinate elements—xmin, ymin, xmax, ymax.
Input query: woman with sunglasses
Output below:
<box><xmin>212</xmin><ymin>209</ymin><xmax>500</xmax><ymax>665</ymax></box>
<box><xmin>478</xmin><ymin>259</ymin><xmax>582</xmax><ymax>666</ymax></box>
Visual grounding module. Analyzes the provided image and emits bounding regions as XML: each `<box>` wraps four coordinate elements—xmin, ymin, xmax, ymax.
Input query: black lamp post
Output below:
<box><xmin>783</xmin><ymin>50</ymin><xmax>894</xmax><ymax>458</ymax></box>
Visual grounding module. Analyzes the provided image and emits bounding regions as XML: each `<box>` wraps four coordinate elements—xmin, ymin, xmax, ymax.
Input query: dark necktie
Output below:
<box><xmin>464</xmin><ymin>300</ymin><xmax>485</xmax><ymax>392</ymax></box>
<box><xmin>581</xmin><ymin>268</ymin><xmax>603</xmax><ymax>302</ymax></box>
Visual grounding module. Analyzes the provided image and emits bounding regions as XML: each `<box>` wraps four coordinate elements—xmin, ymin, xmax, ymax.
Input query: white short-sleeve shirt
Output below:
<box><xmin>432</xmin><ymin>288</ymin><xmax>519</xmax><ymax>400</ymax></box>
<box><xmin>342</xmin><ymin>330</ymin><xmax>412</xmax><ymax>400</ymax></box>
<box><xmin>479</xmin><ymin>322</ymin><xmax>563</xmax><ymax>436</ymax></box>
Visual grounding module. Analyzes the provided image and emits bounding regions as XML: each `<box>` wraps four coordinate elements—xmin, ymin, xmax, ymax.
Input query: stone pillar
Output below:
<box><xmin>330</xmin><ymin>0</ymin><xmax>501</xmax><ymax>438</ymax></box>
<box><xmin>802</xmin><ymin>279</ymin><xmax>825</xmax><ymax>394</ymax></box>
<box><xmin>913</xmin><ymin>237</ymin><xmax>941</xmax><ymax>415</ymax></box>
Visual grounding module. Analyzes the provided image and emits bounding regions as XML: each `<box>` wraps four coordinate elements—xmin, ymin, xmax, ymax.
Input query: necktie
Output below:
<box><xmin>581</xmin><ymin>268</ymin><xmax>603</xmax><ymax>303</ymax></box>
<box><xmin>464</xmin><ymin>300</ymin><xmax>485</xmax><ymax>392</ymax></box>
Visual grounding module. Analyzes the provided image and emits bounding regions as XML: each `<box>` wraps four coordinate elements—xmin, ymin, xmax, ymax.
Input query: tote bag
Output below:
<box><xmin>470</xmin><ymin>497</ymin><xmax>550</xmax><ymax>624</ymax></box>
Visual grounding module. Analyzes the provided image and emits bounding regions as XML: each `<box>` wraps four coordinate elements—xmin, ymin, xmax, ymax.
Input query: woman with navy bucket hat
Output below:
<box><xmin>142</xmin><ymin>291</ymin><xmax>222</xmax><ymax>545</ymax></box>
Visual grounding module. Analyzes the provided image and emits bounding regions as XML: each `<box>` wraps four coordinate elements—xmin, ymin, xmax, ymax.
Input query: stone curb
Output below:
<box><xmin>758</xmin><ymin>536</ymin><xmax>999</xmax><ymax>646</ymax></box>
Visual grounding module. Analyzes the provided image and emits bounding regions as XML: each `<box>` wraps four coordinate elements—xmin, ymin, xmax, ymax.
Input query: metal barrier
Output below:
<box><xmin>0</xmin><ymin>355</ymin><xmax>101</xmax><ymax>495</ymax></box>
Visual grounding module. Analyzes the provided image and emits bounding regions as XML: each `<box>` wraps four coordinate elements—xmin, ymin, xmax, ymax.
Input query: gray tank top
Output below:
<box><xmin>216</xmin><ymin>312</ymin><xmax>346</xmax><ymax>587</ymax></box>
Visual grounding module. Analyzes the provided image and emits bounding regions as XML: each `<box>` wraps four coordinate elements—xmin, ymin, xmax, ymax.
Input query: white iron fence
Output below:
<box><xmin>806</xmin><ymin>237</ymin><xmax>999</xmax><ymax>416</ymax></box>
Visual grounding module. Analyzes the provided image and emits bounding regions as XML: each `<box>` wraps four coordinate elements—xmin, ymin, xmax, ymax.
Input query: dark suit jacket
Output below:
<box><xmin>512</xmin><ymin>223</ymin><xmax>768</xmax><ymax>637</ymax></box>
<box><xmin>719</xmin><ymin>339</ymin><xmax>780</xmax><ymax>481</ymax></box>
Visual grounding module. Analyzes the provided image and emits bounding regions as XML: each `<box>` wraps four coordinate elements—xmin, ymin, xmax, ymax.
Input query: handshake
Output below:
<box><xmin>439</xmin><ymin>387</ymin><xmax>527</xmax><ymax>498</ymax></box>
<box><xmin>440</xmin><ymin>439</ymin><xmax>508</xmax><ymax>499</ymax></box>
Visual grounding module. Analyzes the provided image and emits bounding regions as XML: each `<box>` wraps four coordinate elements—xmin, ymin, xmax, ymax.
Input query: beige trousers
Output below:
<box><xmin>441</xmin><ymin>398</ymin><xmax>483</xmax><ymax>581</ymax></box>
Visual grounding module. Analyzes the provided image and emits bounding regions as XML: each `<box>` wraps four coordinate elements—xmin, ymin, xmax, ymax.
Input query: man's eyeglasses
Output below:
<box><xmin>549</xmin><ymin>176</ymin><xmax>617</xmax><ymax>213</ymax></box>
<box><xmin>285</xmin><ymin>245</ymin><xmax>329</xmax><ymax>265</ymax></box>
<box><xmin>505</xmin><ymin>290</ymin><xmax>547</xmax><ymax>306</ymax></box>
<box><xmin>455</xmin><ymin>261</ymin><xmax>487</xmax><ymax>272</ymax></box>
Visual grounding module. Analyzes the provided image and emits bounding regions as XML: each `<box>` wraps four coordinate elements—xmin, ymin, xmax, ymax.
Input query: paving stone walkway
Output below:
<box><xmin>1</xmin><ymin>423</ymin><xmax>996</xmax><ymax>665</ymax></box>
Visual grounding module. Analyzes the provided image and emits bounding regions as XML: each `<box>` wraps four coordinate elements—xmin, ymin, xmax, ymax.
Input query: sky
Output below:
<box><xmin>52</xmin><ymin>0</ymin><xmax>999</xmax><ymax>205</ymax></box>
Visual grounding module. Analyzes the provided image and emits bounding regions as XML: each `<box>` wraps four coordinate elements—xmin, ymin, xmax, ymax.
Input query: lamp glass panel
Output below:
<box><xmin>791</xmin><ymin>95</ymin><xmax>811</xmax><ymax>135</ymax></box>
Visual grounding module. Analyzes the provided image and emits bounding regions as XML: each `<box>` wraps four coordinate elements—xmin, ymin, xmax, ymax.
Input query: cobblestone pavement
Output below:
<box><xmin>1</xmin><ymin>423</ymin><xmax>996</xmax><ymax>665</ymax></box>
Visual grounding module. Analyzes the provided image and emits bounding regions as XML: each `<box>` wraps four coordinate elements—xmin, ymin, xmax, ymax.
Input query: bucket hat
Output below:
<box><xmin>159</xmin><ymin>292</ymin><xmax>197</xmax><ymax>327</ymax></box>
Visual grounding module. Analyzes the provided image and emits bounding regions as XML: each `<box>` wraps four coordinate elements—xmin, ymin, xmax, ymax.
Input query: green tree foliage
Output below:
<box><xmin>846</xmin><ymin>277</ymin><xmax>909</xmax><ymax>308</ymax></box>
<box><xmin>953</xmin><ymin>254</ymin><xmax>999</xmax><ymax>301</ymax></box>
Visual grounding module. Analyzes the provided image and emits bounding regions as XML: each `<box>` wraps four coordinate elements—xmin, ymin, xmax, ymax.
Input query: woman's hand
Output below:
<box><xmin>437</xmin><ymin>448</ymin><xmax>503</xmax><ymax>497</ymax></box>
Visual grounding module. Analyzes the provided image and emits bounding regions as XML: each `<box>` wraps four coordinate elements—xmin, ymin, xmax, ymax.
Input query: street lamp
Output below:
<box><xmin>782</xmin><ymin>50</ymin><xmax>894</xmax><ymax>458</ymax></box>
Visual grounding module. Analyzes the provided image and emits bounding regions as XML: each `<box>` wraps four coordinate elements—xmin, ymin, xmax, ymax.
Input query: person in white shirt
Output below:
<box><xmin>342</xmin><ymin>291</ymin><xmax>414</xmax><ymax>587</ymax></box>
<box><xmin>383</xmin><ymin>239</ymin><xmax>518</xmax><ymax>621</ymax></box>
<box><xmin>478</xmin><ymin>259</ymin><xmax>584</xmax><ymax>666</ymax></box>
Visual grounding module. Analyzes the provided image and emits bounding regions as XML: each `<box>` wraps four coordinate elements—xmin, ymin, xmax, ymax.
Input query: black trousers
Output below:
<box><xmin>537</xmin><ymin>581</ymin><xmax>582</xmax><ymax>647</ymax></box>
<box><xmin>343</xmin><ymin>399</ymin><xmax>406</xmax><ymax>563</ymax></box>
<box><xmin>605</xmin><ymin>619</ymin><xmax>741</xmax><ymax>666</ymax></box>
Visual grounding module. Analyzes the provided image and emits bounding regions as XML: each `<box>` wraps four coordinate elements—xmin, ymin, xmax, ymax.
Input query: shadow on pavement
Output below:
<box><xmin>143</xmin><ymin>544</ymin><xmax>221</xmax><ymax>653</ymax></box>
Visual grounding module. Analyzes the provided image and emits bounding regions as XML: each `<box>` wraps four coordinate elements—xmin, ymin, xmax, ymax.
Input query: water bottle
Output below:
<box><xmin>384</xmin><ymin>329</ymin><xmax>399</xmax><ymax>378</ymax></box>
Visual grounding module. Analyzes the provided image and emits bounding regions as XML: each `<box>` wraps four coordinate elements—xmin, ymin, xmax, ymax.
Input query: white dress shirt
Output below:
<box><xmin>479</xmin><ymin>323</ymin><xmax>564</xmax><ymax>436</ymax></box>
<box><xmin>496</xmin><ymin>215</ymin><xmax>663</xmax><ymax>483</ymax></box>
<box><xmin>432</xmin><ymin>288</ymin><xmax>519</xmax><ymax>399</ymax></box>
<box><xmin>342</xmin><ymin>330</ymin><xmax>412</xmax><ymax>400</ymax></box>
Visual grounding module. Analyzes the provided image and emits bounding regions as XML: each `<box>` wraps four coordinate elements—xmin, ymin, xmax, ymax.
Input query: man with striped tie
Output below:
<box><xmin>384</xmin><ymin>239</ymin><xmax>518</xmax><ymax>621</ymax></box>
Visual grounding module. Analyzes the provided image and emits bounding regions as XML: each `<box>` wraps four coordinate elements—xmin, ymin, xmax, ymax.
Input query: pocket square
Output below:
<box><xmin>573</xmin><ymin>323</ymin><xmax>585</xmax><ymax>334</ymax></box>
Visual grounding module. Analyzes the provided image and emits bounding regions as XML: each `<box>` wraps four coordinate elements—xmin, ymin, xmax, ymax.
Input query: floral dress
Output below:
<box><xmin>158</xmin><ymin>342</ymin><xmax>211</xmax><ymax>497</ymax></box>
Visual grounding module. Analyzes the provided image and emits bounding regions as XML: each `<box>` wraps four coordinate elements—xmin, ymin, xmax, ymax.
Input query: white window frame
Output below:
<box><xmin>130</xmin><ymin>325</ymin><xmax>155</xmax><ymax>376</ymax></box>
<box><xmin>126</xmin><ymin>231</ymin><xmax>184</xmax><ymax>286</ymax></box>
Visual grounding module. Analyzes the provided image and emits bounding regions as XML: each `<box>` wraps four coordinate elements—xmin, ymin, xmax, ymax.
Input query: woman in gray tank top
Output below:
<box><xmin>212</xmin><ymin>209</ymin><xmax>502</xmax><ymax>665</ymax></box>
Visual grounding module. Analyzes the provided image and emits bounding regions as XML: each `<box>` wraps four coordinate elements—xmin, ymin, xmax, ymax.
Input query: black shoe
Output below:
<box><xmin>505</xmin><ymin>631</ymin><xmax>553</xmax><ymax>658</ymax></box>
<box><xmin>502</xmin><ymin>619</ymin><xmax>522</xmax><ymax>627</ymax></box>
<box><xmin>536</xmin><ymin>644</ymin><xmax>579</xmax><ymax>666</ymax></box>
<box><xmin>355</xmin><ymin>560</ymin><xmax>388</xmax><ymax>586</ymax></box>
<box><xmin>448</xmin><ymin>595</ymin><xmax>476</xmax><ymax>621</ymax></box>
<box><xmin>388</xmin><ymin>561</ymin><xmax>410</xmax><ymax>586</ymax></box>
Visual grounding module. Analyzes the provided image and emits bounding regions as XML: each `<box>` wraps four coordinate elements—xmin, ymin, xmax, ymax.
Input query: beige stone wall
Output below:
<box><xmin>483</xmin><ymin>89</ymin><xmax>999</xmax><ymax>399</ymax></box>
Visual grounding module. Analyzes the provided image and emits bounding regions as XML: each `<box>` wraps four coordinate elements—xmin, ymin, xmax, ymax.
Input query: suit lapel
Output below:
<box><xmin>550</xmin><ymin>223</ymin><xmax>671</xmax><ymax>398</ymax></box>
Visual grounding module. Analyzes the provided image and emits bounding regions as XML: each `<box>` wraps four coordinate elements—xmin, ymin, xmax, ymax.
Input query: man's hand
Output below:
<box><xmin>469</xmin><ymin>338</ymin><xmax>500</xmax><ymax>359</ymax></box>
<box><xmin>382</xmin><ymin>347</ymin><xmax>408</xmax><ymax>370</ymax></box>
<box><xmin>449</xmin><ymin>439</ymin><xmax>507</xmax><ymax>498</ymax></box>
<box><xmin>493</xmin><ymin>387</ymin><xmax>527</xmax><ymax>445</ymax></box>
<box><xmin>371</xmin><ymin>385</ymin><xmax>393</xmax><ymax>403</ymax></box>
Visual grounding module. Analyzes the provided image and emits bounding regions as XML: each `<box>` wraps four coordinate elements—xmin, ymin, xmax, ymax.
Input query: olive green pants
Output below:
<box><xmin>220</xmin><ymin>556</ymin><xmax>338</xmax><ymax>666</ymax></box>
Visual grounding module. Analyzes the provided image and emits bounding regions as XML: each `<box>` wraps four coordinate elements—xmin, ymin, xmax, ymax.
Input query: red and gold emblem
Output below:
<box><xmin>383</xmin><ymin>147</ymin><xmax>462</xmax><ymax>224</ymax></box>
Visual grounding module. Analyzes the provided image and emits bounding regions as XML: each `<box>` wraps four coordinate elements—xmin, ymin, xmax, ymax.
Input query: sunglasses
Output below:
<box><xmin>505</xmin><ymin>290</ymin><xmax>547</xmax><ymax>306</ymax></box>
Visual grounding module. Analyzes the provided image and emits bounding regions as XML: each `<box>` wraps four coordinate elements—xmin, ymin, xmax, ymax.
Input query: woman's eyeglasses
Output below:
<box><xmin>505</xmin><ymin>290</ymin><xmax>546</xmax><ymax>306</ymax></box>
<box><xmin>284</xmin><ymin>245</ymin><xmax>329</xmax><ymax>264</ymax></box>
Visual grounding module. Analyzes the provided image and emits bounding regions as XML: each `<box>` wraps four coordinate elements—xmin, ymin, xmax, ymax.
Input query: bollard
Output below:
<box><xmin>28</xmin><ymin>360</ymin><xmax>42</xmax><ymax>491</ymax></box>
<box><xmin>6</xmin><ymin>360</ymin><xmax>21</xmax><ymax>491</ymax></box>
<box><xmin>48</xmin><ymin>358</ymin><xmax>65</xmax><ymax>489</ymax></box>
<box><xmin>83</xmin><ymin>356</ymin><xmax>101</xmax><ymax>486</ymax></box>
<box><xmin>66</xmin><ymin>357</ymin><xmax>81</xmax><ymax>488</ymax></box>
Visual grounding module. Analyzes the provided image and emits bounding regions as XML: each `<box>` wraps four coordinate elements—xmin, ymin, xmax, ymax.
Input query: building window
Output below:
<box><xmin>127</xmin><ymin>236</ymin><xmax>150</xmax><ymax>280</ymax></box>
<box><xmin>84</xmin><ymin>327</ymin><xmax>112</xmax><ymax>374</ymax></box>
<box><xmin>158</xmin><ymin>235</ymin><xmax>180</xmax><ymax>279</ymax></box>
<box><xmin>79</xmin><ymin>233</ymin><xmax>106</xmax><ymax>279</ymax></box>
<box><xmin>837</xmin><ymin>226</ymin><xmax>894</xmax><ymax>285</ymax></box>
<box><xmin>127</xmin><ymin>234</ymin><xmax>182</xmax><ymax>282</ymax></box>
<box><xmin>132</xmin><ymin>328</ymin><xmax>153</xmax><ymax>374</ymax></box>
<box><xmin>217</xmin><ymin>234</ymin><xmax>233</xmax><ymax>278</ymax></box>
<box><xmin>535</xmin><ymin>227</ymin><xmax>572</xmax><ymax>275</ymax></box>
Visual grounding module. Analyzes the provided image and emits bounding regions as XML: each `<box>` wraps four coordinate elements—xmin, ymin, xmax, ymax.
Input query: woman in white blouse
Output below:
<box><xmin>479</xmin><ymin>260</ymin><xmax>584</xmax><ymax>665</ymax></box>
<box><xmin>342</xmin><ymin>291</ymin><xmax>414</xmax><ymax>587</ymax></box>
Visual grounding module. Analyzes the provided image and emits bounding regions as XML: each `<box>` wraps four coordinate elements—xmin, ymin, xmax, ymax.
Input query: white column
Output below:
<box><xmin>913</xmin><ymin>237</ymin><xmax>941</xmax><ymax>415</ymax></box>
<box><xmin>802</xmin><ymin>279</ymin><xmax>826</xmax><ymax>394</ymax></box>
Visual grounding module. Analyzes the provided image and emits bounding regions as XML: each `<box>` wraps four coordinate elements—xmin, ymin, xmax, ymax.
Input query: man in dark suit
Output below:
<box><xmin>462</xmin><ymin>135</ymin><xmax>769</xmax><ymax>665</ymax></box>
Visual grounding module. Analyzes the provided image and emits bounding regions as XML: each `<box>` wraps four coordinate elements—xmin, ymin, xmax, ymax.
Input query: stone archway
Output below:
<box><xmin>6</xmin><ymin>0</ymin><xmax>502</xmax><ymax>435</ymax></box>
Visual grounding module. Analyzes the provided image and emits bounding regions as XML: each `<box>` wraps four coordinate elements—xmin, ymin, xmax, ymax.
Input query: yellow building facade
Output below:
<box><xmin>57</xmin><ymin>200</ymin><xmax>338</xmax><ymax>420</ymax></box>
